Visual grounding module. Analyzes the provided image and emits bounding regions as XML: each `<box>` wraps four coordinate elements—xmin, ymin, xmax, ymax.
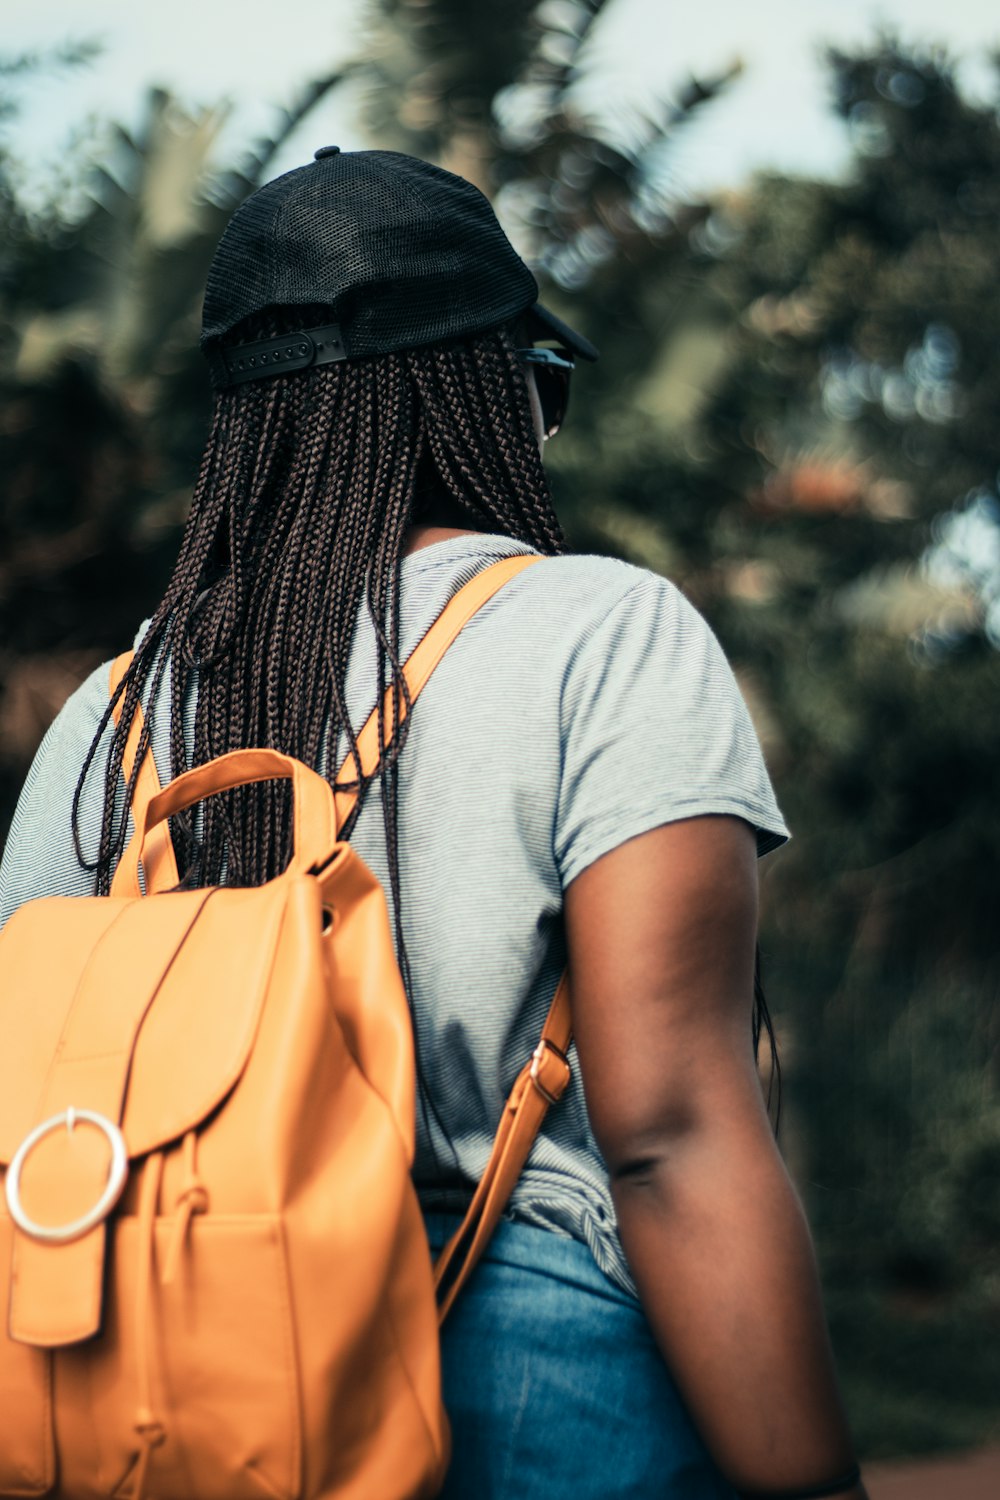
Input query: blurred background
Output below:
<box><xmin>2</xmin><ymin>0</ymin><xmax>999</xmax><ymax>1473</ymax></box>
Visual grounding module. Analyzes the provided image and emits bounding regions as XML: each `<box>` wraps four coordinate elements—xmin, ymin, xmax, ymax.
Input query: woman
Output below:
<box><xmin>0</xmin><ymin>148</ymin><xmax>868</xmax><ymax>1500</ymax></box>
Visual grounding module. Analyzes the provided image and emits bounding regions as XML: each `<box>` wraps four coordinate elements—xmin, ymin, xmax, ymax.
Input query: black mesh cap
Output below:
<box><xmin>201</xmin><ymin>147</ymin><xmax>597</xmax><ymax>385</ymax></box>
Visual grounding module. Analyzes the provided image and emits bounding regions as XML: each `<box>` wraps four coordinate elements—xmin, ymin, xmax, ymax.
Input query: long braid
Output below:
<box><xmin>408</xmin><ymin>332</ymin><xmax>566</xmax><ymax>554</ymax></box>
<box><xmin>76</xmin><ymin>311</ymin><xmax>567</xmax><ymax>909</ymax></box>
<box><xmin>77</xmin><ymin>312</ymin><xmax>565</xmax><ymax>882</ymax></box>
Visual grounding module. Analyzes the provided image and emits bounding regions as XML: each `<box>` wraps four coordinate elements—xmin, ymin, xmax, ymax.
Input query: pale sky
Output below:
<box><xmin>5</xmin><ymin>0</ymin><xmax>999</xmax><ymax>202</ymax></box>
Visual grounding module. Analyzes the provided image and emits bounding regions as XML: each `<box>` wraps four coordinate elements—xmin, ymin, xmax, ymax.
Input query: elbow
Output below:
<box><xmin>596</xmin><ymin>1070</ymin><xmax>772</xmax><ymax>1191</ymax></box>
<box><xmin>608</xmin><ymin>1151</ymin><xmax>674</xmax><ymax>1193</ymax></box>
<box><xmin>599</xmin><ymin>1097</ymin><xmax>704</xmax><ymax>1187</ymax></box>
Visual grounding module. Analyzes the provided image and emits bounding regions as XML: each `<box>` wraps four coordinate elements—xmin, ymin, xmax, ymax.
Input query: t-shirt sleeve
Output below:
<box><xmin>0</xmin><ymin>660</ymin><xmax>117</xmax><ymax>928</ymax></box>
<box><xmin>555</xmin><ymin>575</ymin><xmax>789</xmax><ymax>889</ymax></box>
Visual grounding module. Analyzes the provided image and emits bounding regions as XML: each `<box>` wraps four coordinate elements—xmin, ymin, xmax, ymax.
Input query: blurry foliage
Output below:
<box><xmin>0</xmin><ymin>63</ymin><xmax>346</xmax><ymax>768</ymax></box>
<box><xmin>1</xmin><ymin>8</ymin><xmax>999</xmax><ymax>1460</ymax></box>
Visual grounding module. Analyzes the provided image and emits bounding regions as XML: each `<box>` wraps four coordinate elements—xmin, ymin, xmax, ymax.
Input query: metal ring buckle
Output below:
<box><xmin>528</xmin><ymin>1039</ymin><xmax>570</xmax><ymax>1106</ymax></box>
<box><xmin>4</xmin><ymin>1108</ymin><xmax>129</xmax><ymax>1244</ymax></box>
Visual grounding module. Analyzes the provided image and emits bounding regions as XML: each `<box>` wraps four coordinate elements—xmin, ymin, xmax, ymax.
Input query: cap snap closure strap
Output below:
<box><xmin>213</xmin><ymin>323</ymin><xmax>347</xmax><ymax>387</ymax></box>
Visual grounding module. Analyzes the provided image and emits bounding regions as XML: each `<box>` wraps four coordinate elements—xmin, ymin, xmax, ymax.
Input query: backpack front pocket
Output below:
<box><xmin>60</xmin><ymin>1214</ymin><xmax>302</xmax><ymax>1500</ymax></box>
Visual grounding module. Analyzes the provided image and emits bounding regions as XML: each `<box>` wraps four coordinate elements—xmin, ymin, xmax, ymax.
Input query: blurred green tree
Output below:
<box><xmin>0</xmin><ymin>62</ymin><xmax>345</xmax><ymax>805</ymax></box>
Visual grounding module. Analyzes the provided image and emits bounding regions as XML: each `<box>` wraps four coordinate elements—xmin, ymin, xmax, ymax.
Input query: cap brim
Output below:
<box><xmin>527</xmin><ymin>303</ymin><xmax>599</xmax><ymax>361</ymax></box>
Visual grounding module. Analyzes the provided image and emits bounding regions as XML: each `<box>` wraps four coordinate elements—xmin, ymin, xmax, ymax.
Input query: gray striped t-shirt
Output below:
<box><xmin>0</xmin><ymin>533</ymin><xmax>788</xmax><ymax>1294</ymax></box>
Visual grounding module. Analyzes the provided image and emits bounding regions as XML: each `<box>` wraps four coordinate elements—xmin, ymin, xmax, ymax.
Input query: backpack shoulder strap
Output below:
<box><xmin>109</xmin><ymin>554</ymin><xmax>540</xmax><ymax>850</ymax></box>
<box><xmin>108</xmin><ymin>652</ymin><xmax>182</xmax><ymax>890</ymax></box>
<box><xmin>433</xmin><ymin>972</ymin><xmax>573</xmax><ymax>1323</ymax></box>
<box><xmin>332</xmin><ymin>551</ymin><xmax>538</xmax><ymax>832</ymax></box>
<box><xmin>332</xmin><ymin>551</ymin><xmax>572</xmax><ymax>1310</ymax></box>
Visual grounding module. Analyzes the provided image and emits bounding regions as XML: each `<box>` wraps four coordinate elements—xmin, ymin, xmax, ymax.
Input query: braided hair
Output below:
<box><xmin>75</xmin><ymin>313</ymin><xmax>563</xmax><ymax>907</ymax></box>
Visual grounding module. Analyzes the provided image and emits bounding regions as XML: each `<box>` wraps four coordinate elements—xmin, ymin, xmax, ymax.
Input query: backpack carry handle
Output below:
<box><xmin>110</xmin><ymin>748</ymin><xmax>338</xmax><ymax>898</ymax></box>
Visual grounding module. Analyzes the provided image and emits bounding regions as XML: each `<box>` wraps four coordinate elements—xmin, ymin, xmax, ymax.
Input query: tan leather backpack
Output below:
<box><xmin>0</xmin><ymin>555</ymin><xmax>571</xmax><ymax>1500</ymax></box>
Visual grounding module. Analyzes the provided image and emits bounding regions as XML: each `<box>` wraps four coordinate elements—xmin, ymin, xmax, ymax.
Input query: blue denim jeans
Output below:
<box><xmin>426</xmin><ymin>1213</ymin><xmax>738</xmax><ymax>1499</ymax></box>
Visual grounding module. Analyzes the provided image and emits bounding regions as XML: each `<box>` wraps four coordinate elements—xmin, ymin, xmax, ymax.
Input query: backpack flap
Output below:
<box><xmin>0</xmin><ymin>879</ymin><xmax>290</xmax><ymax>1347</ymax></box>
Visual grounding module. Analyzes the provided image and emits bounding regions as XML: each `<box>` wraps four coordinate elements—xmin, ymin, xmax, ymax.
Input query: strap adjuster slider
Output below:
<box><xmin>529</xmin><ymin>1038</ymin><xmax>571</xmax><ymax>1106</ymax></box>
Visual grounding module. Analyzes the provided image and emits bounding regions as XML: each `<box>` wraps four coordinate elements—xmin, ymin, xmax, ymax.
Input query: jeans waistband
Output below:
<box><xmin>423</xmin><ymin>1209</ymin><xmax>640</xmax><ymax>1308</ymax></box>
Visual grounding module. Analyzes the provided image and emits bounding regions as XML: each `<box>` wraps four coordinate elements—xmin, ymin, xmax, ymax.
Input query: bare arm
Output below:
<box><xmin>564</xmin><ymin>815</ymin><xmax>867</xmax><ymax>1500</ymax></box>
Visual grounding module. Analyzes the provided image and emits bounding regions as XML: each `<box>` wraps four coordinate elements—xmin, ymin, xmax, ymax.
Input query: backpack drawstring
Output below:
<box><xmin>162</xmin><ymin>1132</ymin><xmax>209</xmax><ymax>1286</ymax></box>
<box><xmin>131</xmin><ymin>1152</ymin><xmax>166</xmax><ymax>1500</ymax></box>
<box><xmin>129</xmin><ymin>1133</ymin><xmax>209</xmax><ymax>1500</ymax></box>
